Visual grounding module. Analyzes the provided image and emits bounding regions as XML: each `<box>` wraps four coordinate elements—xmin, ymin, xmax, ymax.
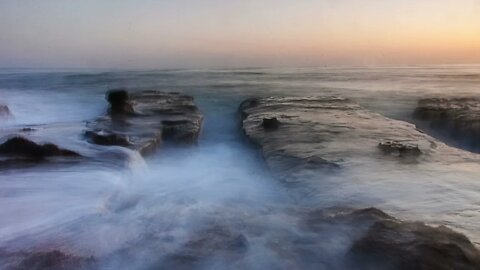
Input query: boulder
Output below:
<box><xmin>105</xmin><ymin>89</ymin><xmax>134</xmax><ymax>114</ymax></box>
<box><xmin>349</xmin><ymin>215</ymin><xmax>480</xmax><ymax>270</ymax></box>
<box><xmin>87</xmin><ymin>90</ymin><xmax>203</xmax><ymax>155</ymax></box>
<box><xmin>414</xmin><ymin>97</ymin><xmax>480</xmax><ymax>151</ymax></box>
<box><xmin>299</xmin><ymin>207</ymin><xmax>480</xmax><ymax>270</ymax></box>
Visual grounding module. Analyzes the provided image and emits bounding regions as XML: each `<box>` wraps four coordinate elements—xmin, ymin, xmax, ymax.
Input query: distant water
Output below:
<box><xmin>0</xmin><ymin>65</ymin><xmax>479</xmax><ymax>268</ymax></box>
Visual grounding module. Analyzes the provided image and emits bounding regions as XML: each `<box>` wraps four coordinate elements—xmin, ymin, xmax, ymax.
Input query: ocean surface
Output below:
<box><xmin>0</xmin><ymin>65</ymin><xmax>480</xmax><ymax>269</ymax></box>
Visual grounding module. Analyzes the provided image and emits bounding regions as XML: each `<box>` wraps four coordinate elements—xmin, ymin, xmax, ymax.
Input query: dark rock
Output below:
<box><xmin>106</xmin><ymin>89</ymin><xmax>134</xmax><ymax>114</ymax></box>
<box><xmin>296</xmin><ymin>207</ymin><xmax>480</xmax><ymax>270</ymax></box>
<box><xmin>20</xmin><ymin>128</ymin><xmax>35</xmax><ymax>132</ymax></box>
<box><xmin>0</xmin><ymin>137</ymin><xmax>80</xmax><ymax>159</ymax></box>
<box><xmin>414</xmin><ymin>97</ymin><xmax>480</xmax><ymax>151</ymax></box>
<box><xmin>84</xmin><ymin>130</ymin><xmax>131</xmax><ymax>146</ymax></box>
<box><xmin>259</xmin><ymin>207</ymin><xmax>480</xmax><ymax>270</ymax></box>
<box><xmin>378</xmin><ymin>140</ymin><xmax>422</xmax><ymax>157</ymax></box>
<box><xmin>4</xmin><ymin>250</ymin><xmax>96</xmax><ymax>270</ymax></box>
<box><xmin>261</xmin><ymin>117</ymin><xmax>280</xmax><ymax>130</ymax></box>
<box><xmin>87</xmin><ymin>90</ymin><xmax>203</xmax><ymax>155</ymax></box>
<box><xmin>349</xmin><ymin>218</ymin><xmax>480</xmax><ymax>270</ymax></box>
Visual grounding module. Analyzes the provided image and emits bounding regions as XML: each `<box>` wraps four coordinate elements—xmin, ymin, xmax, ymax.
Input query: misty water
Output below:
<box><xmin>1</xmin><ymin>65</ymin><xmax>480</xmax><ymax>269</ymax></box>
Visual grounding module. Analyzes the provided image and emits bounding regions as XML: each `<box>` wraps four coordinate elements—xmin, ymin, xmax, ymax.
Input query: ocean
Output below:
<box><xmin>1</xmin><ymin>65</ymin><xmax>479</xmax><ymax>269</ymax></box>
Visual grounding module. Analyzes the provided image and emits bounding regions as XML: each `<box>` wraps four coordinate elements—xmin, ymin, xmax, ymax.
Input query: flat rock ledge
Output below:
<box><xmin>239</xmin><ymin>96</ymin><xmax>470</xmax><ymax>182</ymax></box>
<box><xmin>86</xmin><ymin>90</ymin><xmax>203</xmax><ymax>155</ymax></box>
<box><xmin>414</xmin><ymin>97</ymin><xmax>480</xmax><ymax>151</ymax></box>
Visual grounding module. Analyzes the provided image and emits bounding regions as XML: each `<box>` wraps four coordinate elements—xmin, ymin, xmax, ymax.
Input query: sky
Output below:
<box><xmin>1</xmin><ymin>0</ymin><xmax>480</xmax><ymax>69</ymax></box>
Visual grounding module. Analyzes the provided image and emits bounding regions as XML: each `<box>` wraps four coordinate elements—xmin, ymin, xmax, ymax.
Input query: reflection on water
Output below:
<box><xmin>0</xmin><ymin>65</ymin><xmax>480</xmax><ymax>268</ymax></box>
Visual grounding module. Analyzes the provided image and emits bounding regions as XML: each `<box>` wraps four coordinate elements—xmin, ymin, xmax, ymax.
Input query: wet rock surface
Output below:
<box><xmin>87</xmin><ymin>90</ymin><xmax>203</xmax><ymax>155</ymax></box>
<box><xmin>350</xmin><ymin>217</ymin><xmax>480</xmax><ymax>270</ymax></box>
<box><xmin>0</xmin><ymin>137</ymin><xmax>80</xmax><ymax>158</ymax></box>
<box><xmin>0</xmin><ymin>250</ymin><xmax>96</xmax><ymax>270</ymax></box>
<box><xmin>230</xmin><ymin>206</ymin><xmax>480</xmax><ymax>270</ymax></box>
<box><xmin>239</xmin><ymin>96</ymin><xmax>462</xmax><ymax>181</ymax></box>
<box><xmin>4</xmin><ymin>207</ymin><xmax>479</xmax><ymax>270</ymax></box>
<box><xmin>378</xmin><ymin>140</ymin><xmax>423</xmax><ymax>157</ymax></box>
<box><xmin>0</xmin><ymin>123</ymin><xmax>133</xmax><ymax>171</ymax></box>
<box><xmin>414</xmin><ymin>97</ymin><xmax>480</xmax><ymax>152</ymax></box>
<box><xmin>0</xmin><ymin>136</ymin><xmax>81</xmax><ymax>169</ymax></box>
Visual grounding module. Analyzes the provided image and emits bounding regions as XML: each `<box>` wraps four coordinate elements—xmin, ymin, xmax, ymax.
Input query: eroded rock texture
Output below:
<box><xmin>239</xmin><ymin>96</ymin><xmax>460</xmax><ymax>181</ymax></box>
<box><xmin>414</xmin><ymin>97</ymin><xmax>480</xmax><ymax>152</ymax></box>
<box><xmin>86</xmin><ymin>90</ymin><xmax>203</xmax><ymax>155</ymax></box>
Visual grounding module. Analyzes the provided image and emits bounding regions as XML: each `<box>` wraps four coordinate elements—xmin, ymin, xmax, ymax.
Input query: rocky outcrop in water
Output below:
<box><xmin>240</xmin><ymin>96</ymin><xmax>480</xmax><ymax>269</ymax></box>
<box><xmin>414</xmin><ymin>97</ymin><xmax>480</xmax><ymax>152</ymax></box>
<box><xmin>0</xmin><ymin>90</ymin><xmax>202</xmax><ymax>170</ymax></box>
<box><xmin>239</xmin><ymin>96</ymin><xmax>457</xmax><ymax>181</ymax></box>
<box><xmin>86</xmin><ymin>90</ymin><xmax>203</xmax><ymax>155</ymax></box>
<box><xmin>297</xmin><ymin>207</ymin><xmax>480</xmax><ymax>270</ymax></box>
<box><xmin>0</xmin><ymin>137</ymin><xmax>81</xmax><ymax>169</ymax></box>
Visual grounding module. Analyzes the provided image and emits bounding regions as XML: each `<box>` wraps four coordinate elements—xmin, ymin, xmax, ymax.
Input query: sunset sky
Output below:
<box><xmin>1</xmin><ymin>0</ymin><xmax>479</xmax><ymax>68</ymax></box>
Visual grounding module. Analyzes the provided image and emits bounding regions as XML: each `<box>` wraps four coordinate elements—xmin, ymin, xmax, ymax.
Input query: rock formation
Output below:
<box><xmin>240</xmin><ymin>96</ymin><xmax>480</xmax><ymax>269</ymax></box>
<box><xmin>414</xmin><ymin>97</ymin><xmax>480</xmax><ymax>152</ymax></box>
<box><xmin>239</xmin><ymin>96</ymin><xmax>476</xmax><ymax>181</ymax></box>
<box><xmin>0</xmin><ymin>136</ymin><xmax>81</xmax><ymax>169</ymax></box>
<box><xmin>86</xmin><ymin>90</ymin><xmax>203</xmax><ymax>155</ymax></box>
